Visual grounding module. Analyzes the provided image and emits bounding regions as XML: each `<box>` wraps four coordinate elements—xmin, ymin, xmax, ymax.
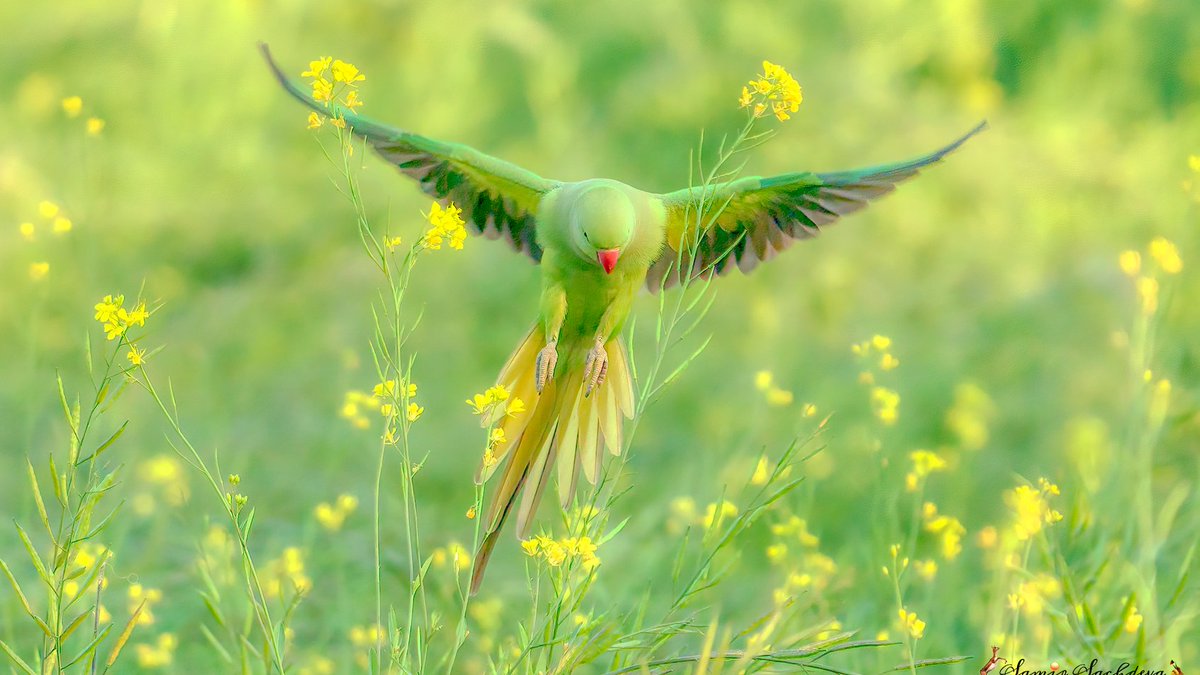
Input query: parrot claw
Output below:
<box><xmin>583</xmin><ymin>342</ymin><xmax>608</xmax><ymax>398</ymax></box>
<box><xmin>535</xmin><ymin>342</ymin><xmax>558</xmax><ymax>394</ymax></box>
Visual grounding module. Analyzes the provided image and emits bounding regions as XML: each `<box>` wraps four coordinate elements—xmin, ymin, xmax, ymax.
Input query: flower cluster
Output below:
<box><xmin>944</xmin><ymin>382</ymin><xmax>995</xmax><ymax>450</ymax></box>
<box><xmin>1005</xmin><ymin>477</ymin><xmax>1063</xmax><ymax>542</ymax></box>
<box><xmin>61</xmin><ymin>96</ymin><xmax>104</xmax><ymax>135</ymax></box>
<box><xmin>753</xmin><ymin>370</ymin><xmax>795</xmax><ymax>407</ymax></box>
<box><xmin>904</xmin><ymin>449</ymin><xmax>948</xmax><ymax>492</ymax></box>
<box><xmin>135</xmin><ymin>633</ymin><xmax>178</xmax><ymax>669</ymax></box>
<box><xmin>94</xmin><ymin>293</ymin><xmax>150</xmax><ymax>342</ymax></box>
<box><xmin>300</xmin><ymin>56</ymin><xmax>365</xmax><ymax>129</ymax></box>
<box><xmin>922</xmin><ymin>501</ymin><xmax>967</xmax><ymax>559</ymax></box>
<box><xmin>897</xmin><ymin>608</ymin><xmax>926</xmax><ymax>639</ymax></box>
<box><xmin>1119</xmin><ymin>236</ymin><xmax>1182</xmax><ymax>316</ymax></box>
<box><xmin>314</xmin><ymin>494</ymin><xmax>359</xmax><ymax>532</ymax></box>
<box><xmin>422</xmin><ymin>201</ymin><xmax>468</xmax><ymax>251</ymax></box>
<box><xmin>129</xmin><ymin>582</ymin><xmax>164</xmax><ymax>626</ymax></box>
<box><xmin>341</xmin><ymin>379</ymin><xmax>423</xmax><ymax>430</ymax></box>
<box><xmin>521</xmin><ymin>535</ymin><xmax>601</xmax><ymax>571</ymax></box>
<box><xmin>853</xmin><ymin>335</ymin><xmax>901</xmax><ymax>424</ymax></box>
<box><xmin>739</xmin><ymin>60</ymin><xmax>803</xmax><ymax>121</ymax></box>
<box><xmin>263</xmin><ymin>546</ymin><xmax>313</xmax><ymax>599</ymax></box>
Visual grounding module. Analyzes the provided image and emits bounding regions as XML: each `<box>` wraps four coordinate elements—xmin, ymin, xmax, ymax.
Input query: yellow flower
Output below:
<box><xmin>750</xmin><ymin>457</ymin><xmax>770</xmax><ymax>485</ymax></box>
<box><xmin>801</xmin><ymin>403</ymin><xmax>818</xmax><ymax>418</ymax></box>
<box><xmin>1148</xmin><ymin>236</ymin><xmax>1182</xmax><ymax>274</ymax></box>
<box><xmin>880</xmin><ymin>353</ymin><xmax>900</xmax><ymax>371</ymax></box>
<box><xmin>766</xmin><ymin>543</ymin><xmax>788</xmax><ymax>563</ymax></box>
<box><xmin>466</xmin><ymin>506</ymin><xmax>476</xmax><ymax>519</ymax></box>
<box><xmin>311</xmin><ymin>78</ymin><xmax>334</xmax><ymax>104</ymax></box>
<box><xmin>385</xmin><ymin>235</ymin><xmax>403</xmax><ymax>251</ymax></box>
<box><xmin>306</xmin><ymin>112</ymin><xmax>323</xmax><ymax>129</ymax></box>
<box><xmin>521</xmin><ymin>538</ymin><xmax>542</xmax><ymax>556</ymax></box>
<box><xmin>330</xmin><ymin>116</ymin><xmax>346</xmax><ymax>129</ymax></box>
<box><xmin>871</xmin><ymin>386</ymin><xmax>900</xmax><ymax>425</ymax></box>
<box><xmin>135</xmin><ymin>633</ymin><xmax>177</xmax><ymax>669</ymax></box>
<box><xmin>897</xmin><ymin>608</ymin><xmax>926</xmax><ymax>639</ymax></box>
<box><xmin>53</xmin><ymin>216</ymin><xmax>72</xmax><ymax>234</ymax></box>
<box><xmin>754</xmin><ymin>370</ymin><xmax>773</xmax><ymax>391</ymax></box>
<box><xmin>127</xmin><ymin>347</ymin><xmax>147</xmax><ymax>366</ymax></box>
<box><xmin>1137</xmin><ymin>276</ymin><xmax>1159</xmax><ymax>315</ymax></box>
<box><xmin>38</xmin><ymin>201</ymin><xmax>59</xmax><ymax>219</ymax></box>
<box><xmin>702</xmin><ymin>500</ymin><xmax>738</xmax><ymax>529</ymax></box>
<box><xmin>1119</xmin><ymin>250</ymin><xmax>1141</xmax><ymax>277</ymax></box>
<box><xmin>331</xmin><ymin>60</ymin><xmax>365</xmax><ymax>84</ymax></box>
<box><xmin>739</xmin><ymin>61</ymin><xmax>803</xmax><ymax>121</ymax></box>
<box><xmin>872</xmin><ymin>335</ymin><xmax>892</xmax><ymax>351</ymax></box>
<box><xmin>301</xmin><ymin>57</ymin><xmax>332</xmax><ymax>79</ymax></box>
<box><xmin>406</xmin><ymin>402</ymin><xmax>424</xmax><ymax>422</ymax></box>
<box><xmin>423</xmin><ymin>201</ymin><xmax>468</xmax><ymax>251</ymax></box>
<box><xmin>489</xmin><ymin>427</ymin><xmax>507</xmax><ymax>448</ymax></box>
<box><xmin>1124</xmin><ymin>605</ymin><xmax>1142</xmax><ymax>633</ymax></box>
<box><xmin>29</xmin><ymin>262</ymin><xmax>49</xmax><ymax>281</ymax></box>
<box><xmin>1005</xmin><ymin>479</ymin><xmax>1063</xmax><ymax>541</ymax></box>
<box><xmin>86</xmin><ymin>117</ymin><xmax>105</xmax><ymax>135</ymax></box>
<box><xmin>913</xmin><ymin>559</ymin><xmax>938</xmax><ymax>581</ymax></box>
<box><xmin>19</xmin><ymin>222</ymin><xmax>35</xmax><ymax>241</ymax></box>
<box><xmin>542</xmin><ymin>538</ymin><xmax>567</xmax><ymax>566</ymax></box>
<box><xmin>62</xmin><ymin>96</ymin><xmax>83</xmax><ymax>118</ymax></box>
<box><xmin>737</xmin><ymin>86</ymin><xmax>753</xmax><ymax>108</ymax></box>
<box><xmin>507</xmin><ymin>397</ymin><xmax>526</xmax><ymax>417</ymax></box>
<box><xmin>344</xmin><ymin>90</ymin><xmax>364</xmax><ymax>110</ymax></box>
<box><xmin>766</xmin><ymin>387</ymin><xmax>793</xmax><ymax>406</ymax></box>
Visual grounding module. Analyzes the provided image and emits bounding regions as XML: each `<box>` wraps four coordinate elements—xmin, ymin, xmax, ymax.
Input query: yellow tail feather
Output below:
<box><xmin>469</xmin><ymin>327</ymin><xmax>634</xmax><ymax>594</ymax></box>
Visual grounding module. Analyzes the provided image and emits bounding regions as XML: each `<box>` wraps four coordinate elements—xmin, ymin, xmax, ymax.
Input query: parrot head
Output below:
<box><xmin>571</xmin><ymin>184</ymin><xmax>635</xmax><ymax>274</ymax></box>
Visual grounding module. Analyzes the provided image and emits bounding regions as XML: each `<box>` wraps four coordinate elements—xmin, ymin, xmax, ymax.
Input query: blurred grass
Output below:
<box><xmin>2</xmin><ymin>0</ymin><xmax>1199</xmax><ymax>671</ymax></box>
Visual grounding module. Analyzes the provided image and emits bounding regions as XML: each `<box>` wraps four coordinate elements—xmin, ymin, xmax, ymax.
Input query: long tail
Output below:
<box><xmin>470</xmin><ymin>326</ymin><xmax>634</xmax><ymax>594</ymax></box>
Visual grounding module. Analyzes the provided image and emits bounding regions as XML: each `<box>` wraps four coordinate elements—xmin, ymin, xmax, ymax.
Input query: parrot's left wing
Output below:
<box><xmin>647</xmin><ymin>122</ymin><xmax>986</xmax><ymax>291</ymax></box>
<box><xmin>262</xmin><ymin>44</ymin><xmax>560</xmax><ymax>262</ymax></box>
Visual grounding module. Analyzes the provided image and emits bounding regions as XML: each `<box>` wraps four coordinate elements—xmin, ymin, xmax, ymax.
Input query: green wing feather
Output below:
<box><xmin>261</xmin><ymin>44</ymin><xmax>561</xmax><ymax>262</ymax></box>
<box><xmin>647</xmin><ymin>121</ymin><xmax>987</xmax><ymax>290</ymax></box>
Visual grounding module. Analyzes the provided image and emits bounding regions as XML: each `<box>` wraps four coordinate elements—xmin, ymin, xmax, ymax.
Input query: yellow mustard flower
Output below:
<box><xmin>332</xmin><ymin>60</ymin><xmax>365</xmax><ymax>84</ymax></box>
<box><xmin>29</xmin><ymin>262</ymin><xmax>49</xmax><ymax>281</ymax></box>
<box><xmin>38</xmin><ymin>201</ymin><xmax>59</xmax><ymax>218</ymax></box>
<box><xmin>897</xmin><ymin>608</ymin><xmax>926</xmax><ymax>639</ymax></box>
<box><xmin>53</xmin><ymin>216</ymin><xmax>72</xmax><ymax>234</ymax></box>
<box><xmin>702</xmin><ymin>500</ymin><xmax>738</xmax><ymax>529</ymax></box>
<box><xmin>1148</xmin><ymin>236</ymin><xmax>1182</xmax><ymax>274</ymax></box>
<box><xmin>135</xmin><ymin>633</ymin><xmax>177</xmax><ymax>668</ymax></box>
<box><xmin>301</xmin><ymin>57</ymin><xmax>332</xmax><ymax>80</ymax></box>
<box><xmin>306</xmin><ymin>112</ymin><xmax>323</xmax><ymax>129</ymax></box>
<box><xmin>61</xmin><ymin>96</ymin><xmax>82</xmax><ymax>118</ymax></box>
<box><xmin>406</xmin><ymin>402</ymin><xmax>424</xmax><ymax>422</ymax></box>
<box><xmin>740</xmin><ymin>61</ymin><xmax>803</xmax><ymax>121</ymax></box>
<box><xmin>127</xmin><ymin>347</ymin><xmax>147</xmax><ymax>366</ymax></box>
<box><xmin>423</xmin><ymin>201</ymin><xmax>468</xmax><ymax>251</ymax></box>
<box><xmin>86</xmin><ymin>117</ymin><xmax>105</xmax><ymax>135</ymax></box>
<box><xmin>1119</xmin><ymin>250</ymin><xmax>1141</xmax><ymax>277</ymax></box>
<box><xmin>19</xmin><ymin>222</ymin><xmax>35</xmax><ymax>241</ymax></box>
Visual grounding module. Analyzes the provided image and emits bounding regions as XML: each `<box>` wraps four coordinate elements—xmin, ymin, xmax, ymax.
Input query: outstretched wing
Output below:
<box><xmin>261</xmin><ymin>44</ymin><xmax>561</xmax><ymax>262</ymax></box>
<box><xmin>647</xmin><ymin>122</ymin><xmax>986</xmax><ymax>290</ymax></box>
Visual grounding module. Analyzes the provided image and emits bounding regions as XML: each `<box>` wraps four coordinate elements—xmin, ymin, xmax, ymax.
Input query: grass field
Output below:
<box><xmin>2</xmin><ymin>0</ymin><xmax>1198</xmax><ymax>673</ymax></box>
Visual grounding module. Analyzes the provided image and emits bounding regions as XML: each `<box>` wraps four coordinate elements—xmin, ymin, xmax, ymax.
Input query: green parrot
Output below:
<box><xmin>261</xmin><ymin>46</ymin><xmax>984</xmax><ymax>593</ymax></box>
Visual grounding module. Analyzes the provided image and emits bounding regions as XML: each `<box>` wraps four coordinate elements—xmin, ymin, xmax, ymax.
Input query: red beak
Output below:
<box><xmin>597</xmin><ymin>248</ymin><xmax>620</xmax><ymax>274</ymax></box>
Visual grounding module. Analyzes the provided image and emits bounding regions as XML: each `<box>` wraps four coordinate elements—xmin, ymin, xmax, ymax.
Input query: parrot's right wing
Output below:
<box><xmin>262</xmin><ymin>44</ymin><xmax>560</xmax><ymax>263</ymax></box>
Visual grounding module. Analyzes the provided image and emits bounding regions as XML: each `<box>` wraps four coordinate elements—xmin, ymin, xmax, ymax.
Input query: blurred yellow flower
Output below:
<box><xmin>1119</xmin><ymin>250</ymin><xmax>1141</xmax><ymax>277</ymax></box>
<box><xmin>913</xmin><ymin>559</ymin><xmax>938</xmax><ymax>581</ymax></box>
<box><xmin>754</xmin><ymin>370</ymin><xmax>773</xmax><ymax>391</ymax></box>
<box><xmin>127</xmin><ymin>347</ymin><xmax>147</xmax><ymax>366</ymax></box>
<box><xmin>306</xmin><ymin>112</ymin><xmax>322</xmax><ymax>129</ymax></box>
<box><xmin>19</xmin><ymin>222</ymin><xmax>35</xmax><ymax>241</ymax></box>
<box><xmin>315</xmin><ymin>494</ymin><xmax>358</xmax><ymax>531</ymax></box>
<box><xmin>702</xmin><ymin>500</ymin><xmax>738</xmax><ymax>529</ymax></box>
<box><xmin>135</xmin><ymin>633</ymin><xmax>177</xmax><ymax>669</ymax></box>
<box><xmin>766</xmin><ymin>542</ymin><xmax>788</xmax><ymax>563</ymax></box>
<box><xmin>1124</xmin><ymin>605</ymin><xmax>1142</xmax><ymax>633</ymax></box>
<box><xmin>945</xmin><ymin>382</ymin><xmax>995</xmax><ymax>450</ymax></box>
<box><xmin>766</xmin><ymin>387</ymin><xmax>793</xmax><ymax>406</ymax></box>
<box><xmin>86</xmin><ymin>117</ymin><xmax>105</xmax><ymax>135</ymax></box>
<box><xmin>61</xmin><ymin>96</ymin><xmax>82</xmax><ymax>118</ymax></box>
<box><xmin>311</xmin><ymin>78</ymin><xmax>333</xmax><ymax>104</ymax></box>
<box><xmin>922</xmin><ymin>502</ymin><xmax>967</xmax><ymax>559</ymax></box>
<box><xmin>1148</xmin><ymin>236</ymin><xmax>1182</xmax><ymax>274</ymax></box>
<box><xmin>872</xmin><ymin>335</ymin><xmax>892</xmax><ymax>351</ymax></box>
<box><xmin>880</xmin><ymin>353</ymin><xmax>900</xmax><ymax>371</ymax></box>
<box><xmin>52</xmin><ymin>216</ymin><xmax>72</xmax><ymax>234</ymax></box>
<box><xmin>128</xmin><ymin>583</ymin><xmax>164</xmax><ymax>626</ymax></box>
<box><xmin>385</xmin><ymin>235</ymin><xmax>403</xmax><ymax>251</ymax></box>
<box><xmin>1005</xmin><ymin>479</ymin><xmax>1063</xmax><ymax>541</ymax></box>
<box><xmin>38</xmin><ymin>201</ymin><xmax>59</xmax><ymax>218</ymax></box>
<box><xmin>871</xmin><ymin>386</ymin><xmax>900</xmax><ymax>425</ymax></box>
<box><xmin>750</xmin><ymin>457</ymin><xmax>770</xmax><ymax>485</ymax></box>
<box><xmin>29</xmin><ymin>262</ymin><xmax>49</xmax><ymax>281</ymax></box>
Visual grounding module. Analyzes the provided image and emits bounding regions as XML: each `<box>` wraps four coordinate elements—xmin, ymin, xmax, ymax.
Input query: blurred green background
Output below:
<box><xmin>2</xmin><ymin>0</ymin><xmax>1198</xmax><ymax>671</ymax></box>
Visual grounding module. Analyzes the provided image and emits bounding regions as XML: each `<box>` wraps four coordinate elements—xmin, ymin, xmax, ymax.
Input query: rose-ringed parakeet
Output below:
<box><xmin>261</xmin><ymin>46</ymin><xmax>985</xmax><ymax>593</ymax></box>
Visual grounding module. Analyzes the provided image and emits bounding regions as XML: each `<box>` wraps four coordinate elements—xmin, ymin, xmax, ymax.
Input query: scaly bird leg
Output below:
<box><xmin>583</xmin><ymin>337</ymin><xmax>608</xmax><ymax>397</ymax></box>
<box><xmin>535</xmin><ymin>340</ymin><xmax>558</xmax><ymax>394</ymax></box>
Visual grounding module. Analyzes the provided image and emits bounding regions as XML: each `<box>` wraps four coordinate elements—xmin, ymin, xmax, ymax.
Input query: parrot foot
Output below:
<box><xmin>535</xmin><ymin>341</ymin><xmax>558</xmax><ymax>394</ymax></box>
<box><xmin>583</xmin><ymin>342</ymin><xmax>608</xmax><ymax>397</ymax></box>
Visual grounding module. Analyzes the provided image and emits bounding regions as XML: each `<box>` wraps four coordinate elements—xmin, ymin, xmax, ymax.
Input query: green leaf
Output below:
<box><xmin>0</xmin><ymin>559</ymin><xmax>54</xmax><ymax>637</ymax></box>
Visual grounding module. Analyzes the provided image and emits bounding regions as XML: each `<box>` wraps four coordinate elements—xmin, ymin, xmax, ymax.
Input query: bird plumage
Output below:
<box><xmin>261</xmin><ymin>44</ymin><xmax>984</xmax><ymax>593</ymax></box>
